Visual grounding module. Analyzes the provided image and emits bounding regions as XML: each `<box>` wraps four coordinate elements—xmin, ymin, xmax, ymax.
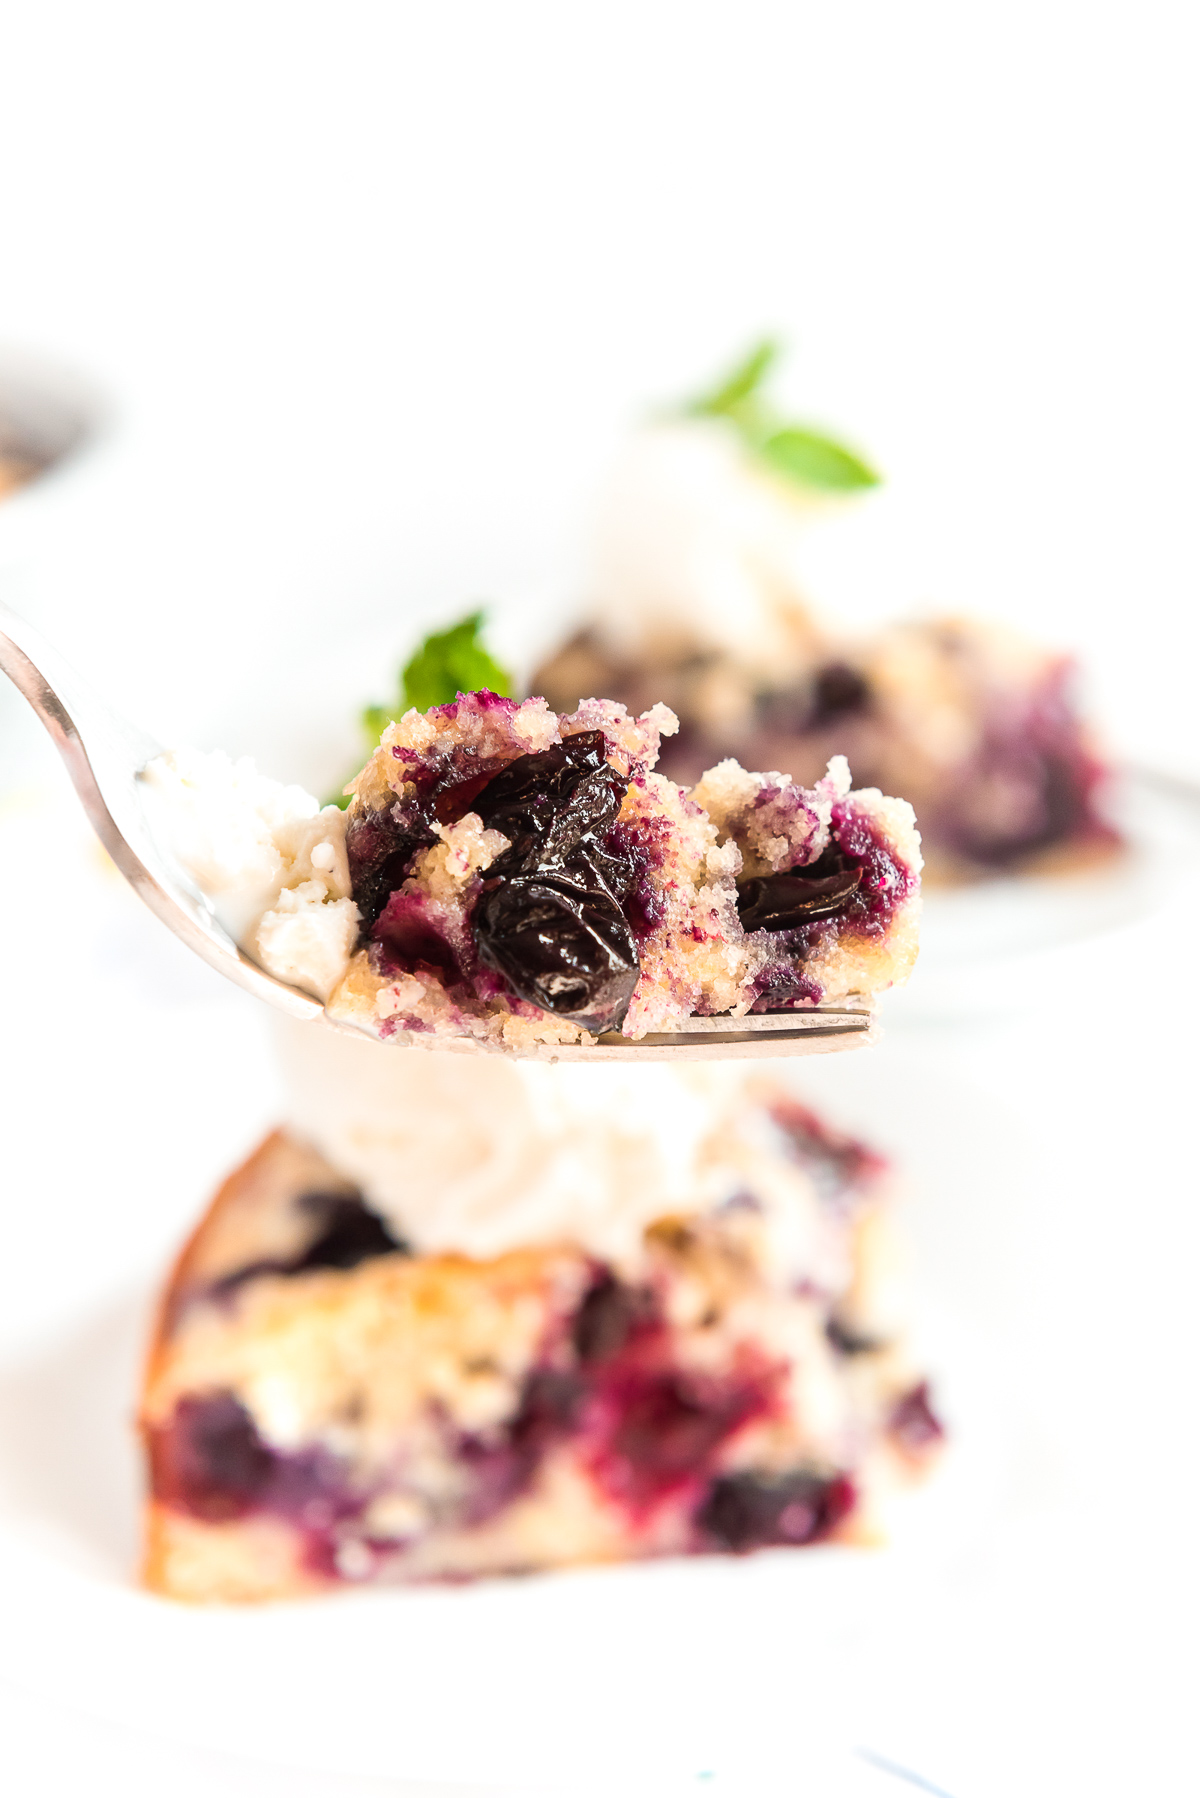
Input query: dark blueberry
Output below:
<box><xmin>372</xmin><ymin>887</ymin><xmax>467</xmax><ymax>980</ymax></box>
<box><xmin>595</xmin><ymin>1366</ymin><xmax>773</xmax><ymax>1510</ymax></box>
<box><xmin>474</xmin><ymin>870</ymin><xmax>639</xmax><ymax>1027</ymax></box>
<box><xmin>512</xmin><ymin>1367</ymin><xmax>588</xmax><ymax>1441</ymax></box>
<box><xmin>927</xmin><ymin>658</ymin><xmax>1118</xmax><ymax>869</ymax></box>
<box><xmin>345</xmin><ymin>807</ymin><xmax>437</xmax><ymax>930</ymax></box>
<box><xmin>459</xmin><ymin>1367</ymin><xmax>585</xmax><ymax>1523</ymax></box>
<box><xmin>825</xmin><ymin>1315</ymin><xmax>887</xmax><ymax>1355</ymax></box>
<box><xmin>210</xmin><ymin>1191</ymin><xmax>408</xmax><ymax>1296</ymax></box>
<box><xmin>889</xmin><ymin>1382</ymin><xmax>944</xmax><ymax>1454</ymax></box>
<box><xmin>737</xmin><ymin>847</ymin><xmax>863</xmax><ymax>932</ymax></box>
<box><xmin>754</xmin><ymin>662</ymin><xmax>873</xmax><ymax>735</ymax></box>
<box><xmin>696</xmin><ymin>1467</ymin><xmax>856</xmax><ymax>1551</ymax></box>
<box><xmin>346</xmin><ymin>734</ymin><xmax>513</xmax><ymax>930</ymax></box>
<box><xmin>748</xmin><ymin>966</ymin><xmax>824</xmax><ymax>1012</ymax></box>
<box><xmin>809</xmin><ymin>661</ymin><xmax>873</xmax><ymax>728</ymax></box>
<box><xmin>471</xmin><ymin>731</ymin><xmax>641</xmax><ymax>1029</ymax></box>
<box><xmin>474</xmin><ymin>732</ymin><xmax>627</xmax><ymax>872</ymax></box>
<box><xmin>948</xmin><ymin>747</ymin><xmax>1095</xmax><ymax>866</ymax></box>
<box><xmin>149</xmin><ymin>1392</ymin><xmax>363</xmax><ymax>1532</ymax></box>
<box><xmin>572</xmin><ymin>1272</ymin><xmax>655</xmax><ymax>1363</ymax></box>
<box><xmin>148</xmin><ymin>1392</ymin><xmax>275</xmax><ymax>1522</ymax></box>
<box><xmin>292</xmin><ymin>1192</ymin><xmax>408</xmax><ymax>1272</ymax></box>
<box><xmin>742</xmin><ymin>806</ymin><xmax>912</xmax><ymax>974</ymax></box>
<box><xmin>826</xmin><ymin>801</ymin><xmax>916</xmax><ymax>934</ymax></box>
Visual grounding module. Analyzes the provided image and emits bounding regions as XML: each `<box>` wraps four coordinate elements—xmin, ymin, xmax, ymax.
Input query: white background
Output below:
<box><xmin>2</xmin><ymin>6</ymin><xmax>1199</xmax><ymax>1795</ymax></box>
<box><xmin>1</xmin><ymin>1</ymin><xmax>1198</xmax><ymax>769</ymax></box>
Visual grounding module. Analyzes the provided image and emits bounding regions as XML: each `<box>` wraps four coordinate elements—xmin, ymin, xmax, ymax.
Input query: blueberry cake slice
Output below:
<box><xmin>324</xmin><ymin>691</ymin><xmax>921</xmax><ymax>1049</ymax></box>
<box><xmin>140</xmin><ymin>1107</ymin><xmax>941</xmax><ymax>1601</ymax></box>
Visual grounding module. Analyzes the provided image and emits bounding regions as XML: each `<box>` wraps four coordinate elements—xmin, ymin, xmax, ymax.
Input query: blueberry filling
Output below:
<box><xmin>150</xmin><ymin>1393</ymin><xmax>273</xmax><ymax>1521</ymax></box>
<box><xmin>572</xmin><ymin>1271</ymin><xmax>655</xmax><ymax>1363</ymax></box>
<box><xmin>770</xmin><ymin>1099</ymin><xmax>885</xmax><ymax>1199</ymax></box>
<box><xmin>149</xmin><ymin>1392</ymin><xmax>356</xmax><ymax>1528</ymax></box>
<box><xmin>695</xmin><ymin>1468</ymin><xmax>855</xmax><ymax>1551</ymax></box>
<box><xmin>590</xmin><ymin>1362</ymin><xmax>772</xmax><ymax>1512</ymax></box>
<box><xmin>345</xmin><ymin>710</ymin><xmax>514</xmax><ymax>928</ymax></box>
<box><xmin>737</xmin><ymin>803</ymin><xmax>913</xmax><ymax>980</ymax></box>
<box><xmin>756</xmin><ymin>661</ymin><xmax>874</xmax><ymax>735</ymax></box>
<box><xmin>737</xmin><ymin>847</ymin><xmax>863</xmax><ymax>931</ymax></box>
<box><xmin>459</xmin><ymin>1367</ymin><xmax>588</xmax><ymax>1524</ymax></box>
<box><xmin>291</xmin><ymin>1192</ymin><xmax>409</xmax><ymax>1272</ymax></box>
<box><xmin>346</xmin><ymin>808</ymin><xmax>437</xmax><ymax>933</ymax></box>
<box><xmin>946</xmin><ymin>742</ymin><xmax>1103</xmax><ymax>866</ymax></box>
<box><xmin>472</xmin><ymin>731</ymin><xmax>641</xmax><ymax>1029</ymax></box>
<box><xmin>152</xmin><ymin>1276</ymin><xmax>844</xmax><ymax>1565</ymax></box>
<box><xmin>458</xmin><ymin>1277</ymin><xmax>772</xmax><ymax>1521</ymax></box>
<box><xmin>810</xmin><ymin>662</ymin><xmax>873</xmax><ymax>728</ymax></box>
<box><xmin>211</xmin><ymin>1191</ymin><xmax>407</xmax><ymax>1296</ymax></box>
<box><xmin>825</xmin><ymin>1316</ymin><xmax>886</xmax><ymax>1355</ymax></box>
<box><xmin>889</xmin><ymin>1382</ymin><xmax>944</xmax><ymax>1454</ymax></box>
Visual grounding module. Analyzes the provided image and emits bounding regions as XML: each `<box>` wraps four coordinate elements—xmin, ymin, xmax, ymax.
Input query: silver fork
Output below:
<box><xmin>0</xmin><ymin>602</ymin><xmax>875</xmax><ymax>1061</ymax></box>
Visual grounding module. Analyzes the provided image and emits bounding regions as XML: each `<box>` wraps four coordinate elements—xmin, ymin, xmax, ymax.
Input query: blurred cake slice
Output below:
<box><xmin>140</xmin><ymin>1094</ymin><xmax>941</xmax><ymax>1602</ymax></box>
<box><xmin>532</xmin><ymin>392</ymin><xmax>1118</xmax><ymax>882</ymax></box>
<box><xmin>536</xmin><ymin>617</ymin><xmax>1116</xmax><ymax>881</ymax></box>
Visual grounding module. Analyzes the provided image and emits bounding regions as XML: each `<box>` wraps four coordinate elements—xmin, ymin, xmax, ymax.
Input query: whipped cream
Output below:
<box><xmin>273</xmin><ymin>1016</ymin><xmax>856</xmax><ymax>1287</ymax></box>
<box><xmin>586</xmin><ymin>419</ymin><xmax>834</xmax><ymax>677</ymax></box>
<box><xmin>140</xmin><ymin>748</ymin><xmax>359</xmax><ymax>1001</ymax></box>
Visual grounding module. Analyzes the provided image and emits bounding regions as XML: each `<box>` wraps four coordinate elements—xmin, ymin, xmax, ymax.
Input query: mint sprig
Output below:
<box><xmin>685</xmin><ymin>337</ymin><xmax>880</xmax><ymax>494</ymax></box>
<box><xmin>398</xmin><ymin>610</ymin><xmax>513</xmax><ymax>714</ymax></box>
<box><xmin>687</xmin><ymin>337</ymin><xmax>781</xmax><ymax>421</ymax></box>
<box><xmin>325</xmin><ymin>610</ymin><xmax>513</xmax><ymax>808</ymax></box>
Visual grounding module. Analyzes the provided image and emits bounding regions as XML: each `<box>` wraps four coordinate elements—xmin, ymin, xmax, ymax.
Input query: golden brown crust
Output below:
<box><xmin>140</xmin><ymin>1142</ymin><xmax>358</xmax><ymax>1410</ymax></box>
<box><xmin>141</xmin><ymin>1130</ymin><xmax>355</xmax><ymax>1393</ymax></box>
<box><xmin>143</xmin><ymin>1503</ymin><xmax>327</xmax><ymax>1603</ymax></box>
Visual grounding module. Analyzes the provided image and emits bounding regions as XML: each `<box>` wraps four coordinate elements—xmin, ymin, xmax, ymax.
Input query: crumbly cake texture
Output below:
<box><xmin>534</xmin><ymin>617</ymin><xmax>1117</xmax><ymax>882</ymax></box>
<box><xmin>140</xmin><ymin>1113</ymin><xmax>941</xmax><ymax>1601</ymax></box>
<box><xmin>325</xmin><ymin>691</ymin><xmax>921</xmax><ymax>1048</ymax></box>
<box><xmin>141</xmin><ymin>748</ymin><xmax>360</xmax><ymax>1000</ymax></box>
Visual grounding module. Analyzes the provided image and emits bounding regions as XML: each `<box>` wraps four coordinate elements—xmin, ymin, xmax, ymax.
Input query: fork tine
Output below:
<box><xmin>0</xmin><ymin>601</ymin><xmax>323</xmax><ymax>1021</ymax></box>
<box><xmin>323</xmin><ymin>1007</ymin><xmax>876</xmax><ymax>1060</ymax></box>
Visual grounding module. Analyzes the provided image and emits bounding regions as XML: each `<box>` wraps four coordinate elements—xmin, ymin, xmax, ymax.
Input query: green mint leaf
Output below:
<box><xmin>360</xmin><ymin>703</ymin><xmax>391</xmax><ymax>742</ymax></box>
<box><xmin>757</xmin><ymin>427</ymin><xmax>880</xmax><ymax>492</ymax></box>
<box><xmin>400</xmin><ymin>610</ymin><xmax>514</xmax><ymax>712</ymax></box>
<box><xmin>323</xmin><ymin>611</ymin><xmax>514</xmax><ymax>809</ymax></box>
<box><xmin>687</xmin><ymin>338</ymin><xmax>779</xmax><ymax>419</ymax></box>
<box><xmin>681</xmin><ymin>338</ymin><xmax>883</xmax><ymax>492</ymax></box>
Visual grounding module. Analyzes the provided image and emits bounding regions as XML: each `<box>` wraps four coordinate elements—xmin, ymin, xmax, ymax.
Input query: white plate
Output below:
<box><xmin>893</xmin><ymin>766</ymin><xmax>1200</xmax><ymax>1020</ymax></box>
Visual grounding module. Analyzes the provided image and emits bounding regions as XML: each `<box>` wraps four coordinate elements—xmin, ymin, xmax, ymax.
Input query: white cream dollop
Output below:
<box><xmin>140</xmin><ymin>747</ymin><xmax>359</xmax><ymax>1001</ymax></box>
<box><xmin>586</xmin><ymin>419</ymin><xmax>831</xmax><ymax>677</ymax></box>
<box><xmin>272</xmin><ymin>1017</ymin><xmax>855</xmax><ymax>1287</ymax></box>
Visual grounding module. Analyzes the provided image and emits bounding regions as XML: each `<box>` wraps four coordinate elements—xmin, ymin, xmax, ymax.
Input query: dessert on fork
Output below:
<box><xmin>146</xmin><ymin>686</ymin><xmax>922</xmax><ymax>1053</ymax></box>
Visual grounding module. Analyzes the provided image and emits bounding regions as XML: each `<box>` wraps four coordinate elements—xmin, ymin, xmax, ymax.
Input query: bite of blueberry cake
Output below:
<box><xmin>140</xmin><ymin>1103</ymin><xmax>941</xmax><ymax>1601</ymax></box>
<box><xmin>325</xmin><ymin>691</ymin><xmax>921</xmax><ymax>1050</ymax></box>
